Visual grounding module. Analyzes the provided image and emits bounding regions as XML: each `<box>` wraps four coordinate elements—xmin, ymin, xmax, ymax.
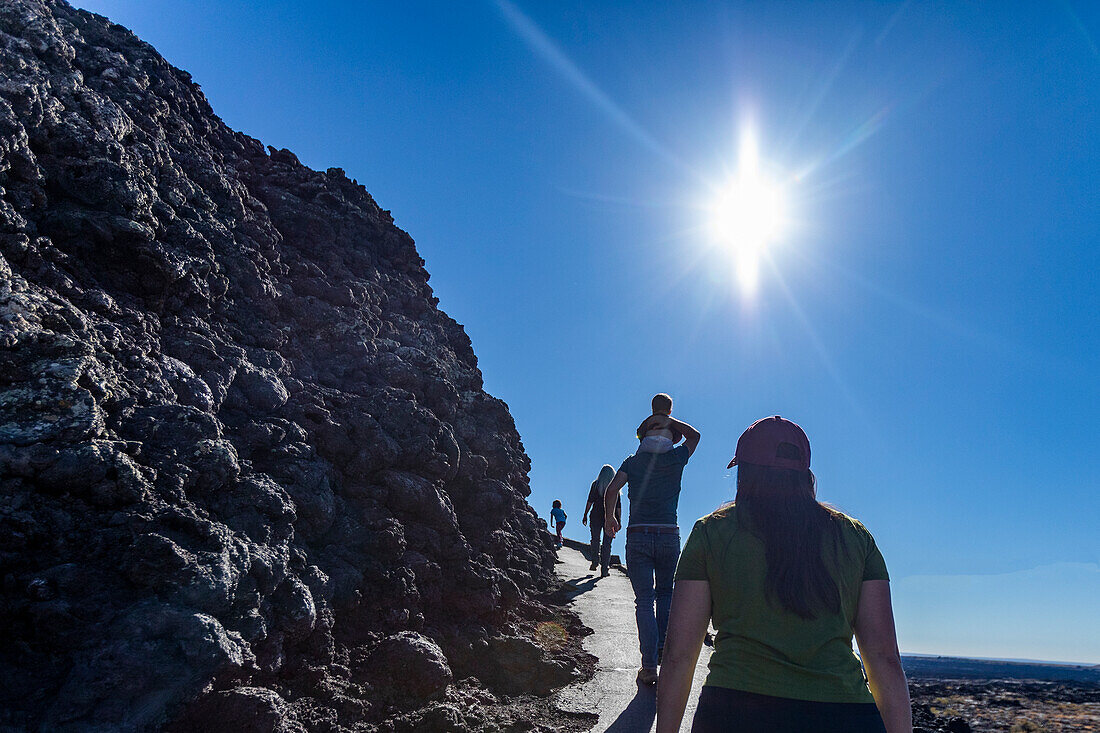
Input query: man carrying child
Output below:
<box><xmin>604</xmin><ymin>393</ymin><xmax>701</xmax><ymax>686</ymax></box>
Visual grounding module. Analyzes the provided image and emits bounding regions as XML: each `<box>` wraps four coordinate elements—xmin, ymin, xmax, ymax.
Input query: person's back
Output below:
<box><xmin>676</xmin><ymin>504</ymin><xmax>887</xmax><ymax>702</ymax></box>
<box><xmin>636</xmin><ymin>413</ymin><xmax>683</xmax><ymax>455</ymax></box>
<box><xmin>656</xmin><ymin>415</ymin><xmax>911</xmax><ymax>733</ymax></box>
<box><xmin>619</xmin><ymin>445</ymin><xmax>691</xmax><ymax>526</ymax></box>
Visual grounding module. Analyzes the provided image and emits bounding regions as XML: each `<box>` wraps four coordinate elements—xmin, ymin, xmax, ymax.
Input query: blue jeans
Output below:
<box><xmin>625</xmin><ymin>529</ymin><xmax>680</xmax><ymax>669</ymax></box>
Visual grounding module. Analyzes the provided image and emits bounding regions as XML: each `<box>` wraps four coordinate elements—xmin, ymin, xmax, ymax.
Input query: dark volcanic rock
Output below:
<box><xmin>359</xmin><ymin>631</ymin><xmax>453</xmax><ymax>702</ymax></box>
<box><xmin>911</xmin><ymin>704</ymin><xmax>972</xmax><ymax>733</ymax></box>
<box><xmin>168</xmin><ymin>687</ymin><xmax>305</xmax><ymax>733</ymax></box>
<box><xmin>0</xmin><ymin>1</ymin><xmax>569</xmax><ymax>730</ymax></box>
<box><xmin>480</xmin><ymin>635</ymin><xmax>576</xmax><ymax>696</ymax></box>
<box><xmin>909</xmin><ymin>678</ymin><xmax>1098</xmax><ymax>732</ymax></box>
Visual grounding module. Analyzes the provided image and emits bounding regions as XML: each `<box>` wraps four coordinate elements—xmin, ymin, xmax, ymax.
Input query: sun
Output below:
<box><xmin>706</xmin><ymin>128</ymin><xmax>788</xmax><ymax>293</ymax></box>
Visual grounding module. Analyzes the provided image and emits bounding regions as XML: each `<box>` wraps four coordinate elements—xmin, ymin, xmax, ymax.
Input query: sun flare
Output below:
<box><xmin>707</xmin><ymin>128</ymin><xmax>788</xmax><ymax>293</ymax></box>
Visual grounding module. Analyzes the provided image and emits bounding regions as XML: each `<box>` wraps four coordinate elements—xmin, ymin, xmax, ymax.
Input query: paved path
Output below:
<box><xmin>552</xmin><ymin>542</ymin><xmax>712</xmax><ymax>732</ymax></box>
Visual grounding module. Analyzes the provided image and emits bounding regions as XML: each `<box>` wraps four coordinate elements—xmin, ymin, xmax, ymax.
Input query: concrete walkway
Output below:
<box><xmin>552</xmin><ymin>542</ymin><xmax>712</xmax><ymax>732</ymax></box>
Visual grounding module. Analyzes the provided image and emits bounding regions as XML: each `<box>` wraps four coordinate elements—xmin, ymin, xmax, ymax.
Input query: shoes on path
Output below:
<box><xmin>703</xmin><ymin>632</ymin><xmax>714</xmax><ymax>647</ymax></box>
<box><xmin>636</xmin><ymin>667</ymin><xmax>658</xmax><ymax>686</ymax></box>
<box><xmin>589</xmin><ymin>561</ymin><xmax>598</xmax><ymax>571</ymax></box>
<box><xmin>600</xmin><ymin>567</ymin><xmax>610</xmax><ymax>577</ymax></box>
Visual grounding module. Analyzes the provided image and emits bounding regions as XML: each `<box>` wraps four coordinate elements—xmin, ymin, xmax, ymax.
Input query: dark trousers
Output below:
<box><xmin>589</xmin><ymin>515</ymin><xmax>612</xmax><ymax>571</ymax></box>
<box><xmin>691</xmin><ymin>687</ymin><xmax>887</xmax><ymax>733</ymax></box>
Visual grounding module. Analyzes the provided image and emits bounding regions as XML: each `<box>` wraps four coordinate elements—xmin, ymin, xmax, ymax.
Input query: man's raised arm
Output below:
<box><xmin>670</xmin><ymin>418</ymin><xmax>701</xmax><ymax>457</ymax></box>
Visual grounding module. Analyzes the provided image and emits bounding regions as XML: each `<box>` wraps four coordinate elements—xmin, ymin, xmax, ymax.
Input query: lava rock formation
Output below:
<box><xmin>0</xmin><ymin>1</ymin><xmax>572</xmax><ymax>730</ymax></box>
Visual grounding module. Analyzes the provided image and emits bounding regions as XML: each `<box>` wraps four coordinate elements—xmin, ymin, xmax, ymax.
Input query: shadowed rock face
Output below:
<box><xmin>0</xmin><ymin>1</ymin><xmax>563</xmax><ymax>729</ymax></box>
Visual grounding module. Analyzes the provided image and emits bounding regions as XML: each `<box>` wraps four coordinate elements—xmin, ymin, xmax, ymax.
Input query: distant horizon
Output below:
<box><xmin>73</xmin><ymin>0</ymin><xmax>1100</xmax><ymax>665</ymax></box>
<box><xmin>899</xmin><ymin>652</ymin><xmax>1099</xmax><ymax>668</ymax></box>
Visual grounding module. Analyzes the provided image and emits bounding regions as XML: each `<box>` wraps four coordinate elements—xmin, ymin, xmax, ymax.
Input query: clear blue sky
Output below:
<box><xmin>75</xmin><ymin>0</ymin><xmax>1099</xmax><ymax>664</ymax></box>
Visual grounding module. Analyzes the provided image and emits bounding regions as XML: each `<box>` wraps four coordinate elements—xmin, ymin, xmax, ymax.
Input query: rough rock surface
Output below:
<box><xmin>909</xmin><ymin>679</ymin><xmax>1099</xmax><ymax>733</ymax></box>
<box><xmin>0</xmin><ymin>1</ymin><xmax>589</xmax><ymax>730</ymax></box>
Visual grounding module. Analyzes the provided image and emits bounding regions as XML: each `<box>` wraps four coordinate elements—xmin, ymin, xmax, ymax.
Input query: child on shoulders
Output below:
<box><xmin>636</xmin><ymin>392</ymin><xmax>683</xmax><ymax>454</ymax></box>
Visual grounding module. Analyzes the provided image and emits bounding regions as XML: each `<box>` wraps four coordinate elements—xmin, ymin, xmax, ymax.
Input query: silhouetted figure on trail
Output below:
<box><xmin>605</xmin><ymin>393</ymin><xmax>701</xmax><ymax>687</ymax></box>
<box><xmin>582</xmin><ymin>464</ymin><xmax>620</xmax><ymax>576</ymax></box>
<box><xmin>550</xmin><ymin>500</ymin><xmax>567</xmax><ymax>549</ymax></box>
<box><xmin>656</xmin><ymin>416</ymin><xmax>912</xmax><ymax>733</ymax></box>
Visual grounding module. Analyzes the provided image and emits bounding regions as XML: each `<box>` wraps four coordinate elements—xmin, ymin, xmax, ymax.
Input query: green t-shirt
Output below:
<box><xmin>675</xmin><ymin>504</ymin><xmax>889</xmax><ymax>703</ymax></box>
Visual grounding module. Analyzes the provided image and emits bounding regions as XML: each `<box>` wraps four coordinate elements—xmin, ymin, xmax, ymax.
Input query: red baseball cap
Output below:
<box><xmin>726</xmin><ymin>415</ymin><xmax>811</xmax><ymax>471</ymax></box>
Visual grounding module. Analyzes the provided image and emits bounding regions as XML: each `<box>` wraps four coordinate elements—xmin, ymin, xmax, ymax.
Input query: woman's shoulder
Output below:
<box><xmin>693</xmin><ymin>502</ymin><xmax>739</xmax><ymax>528</ymax></box>
<box><xmin>826</xmin><ymin>508</ymin><xmax>878</xmax><ymax>543</ymax></box>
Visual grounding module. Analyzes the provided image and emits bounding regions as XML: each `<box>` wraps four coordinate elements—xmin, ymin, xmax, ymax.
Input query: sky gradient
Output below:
<box><xmin>73</xmin><ymin>0</ymin><xmax>1100</xmax><ymax>663</ymax></box>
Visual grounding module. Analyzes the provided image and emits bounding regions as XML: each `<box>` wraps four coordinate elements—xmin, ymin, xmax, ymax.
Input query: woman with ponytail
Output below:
<box><xmin>583</xmin><ymin>464</ymin><xmax>620</xmax><ymax>576</ymax></box>
<box><xmin>657</xmin><ymin>416</ymin><xmax>911</xmax><ymax>733</ymax></box>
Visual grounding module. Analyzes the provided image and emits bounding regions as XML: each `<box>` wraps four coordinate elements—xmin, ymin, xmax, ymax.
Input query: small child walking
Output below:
<box><xmin>550</xmin><ymin>500</ymin><xmax>567</xmax><ymax>549</ymax></box>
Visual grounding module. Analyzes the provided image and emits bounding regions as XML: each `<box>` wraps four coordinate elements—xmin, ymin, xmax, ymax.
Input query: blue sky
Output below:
<box><xmin>74</xmin><ymin>0</ymin><xmax>1099</xmax><ymax>663</ymax></box>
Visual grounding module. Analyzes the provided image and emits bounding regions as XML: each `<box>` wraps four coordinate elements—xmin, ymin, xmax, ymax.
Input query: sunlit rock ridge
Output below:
<box><xmin>0</xmin><ymin>1</ymin><xmax>570</xmax><ymax>729</ymax></box>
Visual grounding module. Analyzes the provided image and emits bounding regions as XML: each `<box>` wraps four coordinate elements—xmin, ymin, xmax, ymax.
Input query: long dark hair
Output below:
<box><xmin>734</xmin><ymin>462</ymin><xmax>843</xmax><ymax>619</ymax></box>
